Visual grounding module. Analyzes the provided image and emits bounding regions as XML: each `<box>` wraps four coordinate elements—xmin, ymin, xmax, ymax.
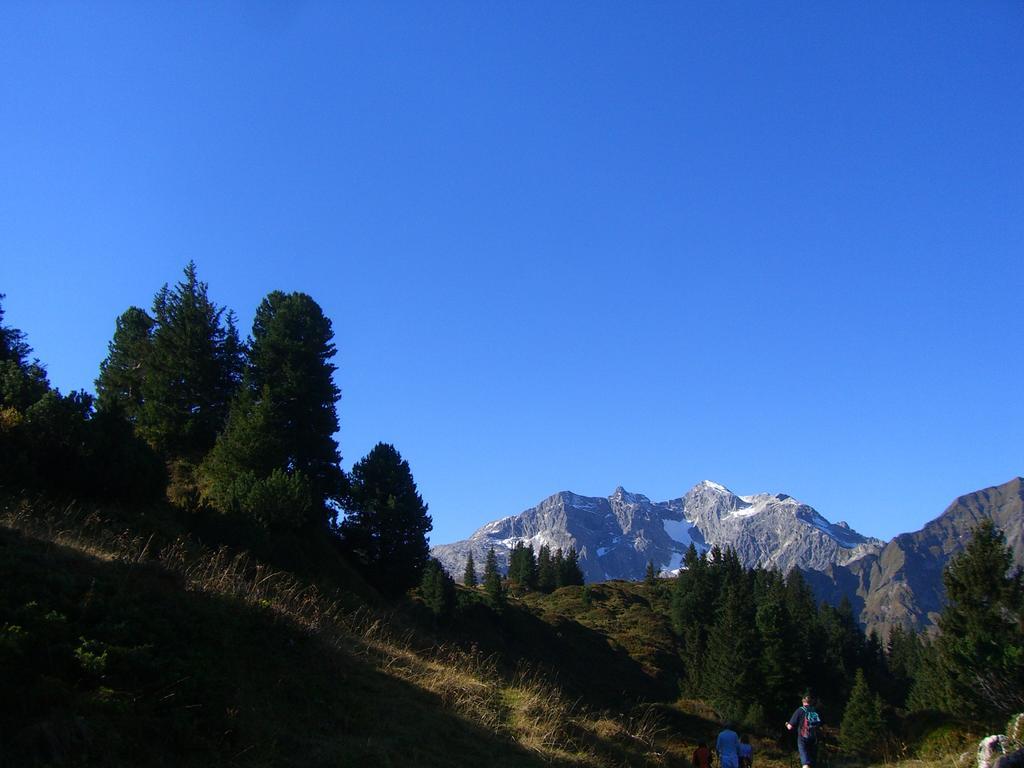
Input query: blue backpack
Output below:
<box><xmin>800</xmin><ymin>707</ymin><xmax>821</xmax><ymax>739</ymax></box>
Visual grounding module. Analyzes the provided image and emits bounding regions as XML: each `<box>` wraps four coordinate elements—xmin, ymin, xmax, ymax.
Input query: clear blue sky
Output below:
<box><xmin>2</xmin><ymin>2</ymin><xmax>1022</xmax><ymax>546</ymax></box>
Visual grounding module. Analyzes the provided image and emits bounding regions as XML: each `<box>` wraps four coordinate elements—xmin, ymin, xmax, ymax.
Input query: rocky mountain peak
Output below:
<box><xmin>610</xmin><ymin>486</ymin><xmax>650</xmax><ymax>504</ymax></box>
<box><xmin>432</xmin><ymin>478</ymin><xmax>879</xmax><ymax>586</ymax></box>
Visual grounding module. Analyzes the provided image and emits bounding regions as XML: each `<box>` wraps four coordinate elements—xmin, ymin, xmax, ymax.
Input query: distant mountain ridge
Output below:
<box><xmin>805</xmin><ymin>476</ymin><xmax>1024</xmax><ymax>636</ymax></box>
<box><xmin>431</xmin><ymin>476</ymin><xmax>1024</xmax><ymax>634</ymax></box>
<box><xmin>431</xmin><ymin>479</ymin><xmax>881</xmax><ymax>585</ymax></box>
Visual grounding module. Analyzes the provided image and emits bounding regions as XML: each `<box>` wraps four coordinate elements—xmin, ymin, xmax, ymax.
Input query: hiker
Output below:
<box><xmin>786</xmin><ymin>692</ymin><xmax>821</xmax><ymax>768</ymax></box>
<box><xmin>738</xmin><ymin>734</ymin><xmax>753</xmax><ymax>768</ymax></box>
<box><xmin>693</xmin><ymin>740</ymin><xmax>713</xmax><ymax>768</ymax></box>
<box><xmin>717</xmin><ymin>722</ymin><xmax>740</xmax><ymax>768</ymax></box>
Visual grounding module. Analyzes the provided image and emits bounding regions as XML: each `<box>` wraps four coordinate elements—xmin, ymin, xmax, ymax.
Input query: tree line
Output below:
<box><xmin>0</xmin><ymin>264</ymin><xmax>433</xmax><ymax>597</ymax></box>
<box><xmin>666</xmin><ymin>521</ymin><xmax>1022</xmax><ymax>756</ymax></box>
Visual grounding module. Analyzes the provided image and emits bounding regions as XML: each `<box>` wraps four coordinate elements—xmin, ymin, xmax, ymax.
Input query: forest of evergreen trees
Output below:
<box><xmin>0</xmin><ymin>264</ymin><xmax>433</xmax><ymax>597</ymax></box>
<box><xmin>2</xmin><ymin>266</ymin><xmax>1022</xmax><ymax>756</ymax></box>
<box><xmin>666</xmin><ymin>526</ymin><xmax>1022</xmax><ymax>749</ymax></box>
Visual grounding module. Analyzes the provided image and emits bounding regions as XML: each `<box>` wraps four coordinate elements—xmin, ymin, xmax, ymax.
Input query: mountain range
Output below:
<box><xmin>431</xmin><ymin>476</ymin><xmax>1024</xmax><ymax>635</ymax></box>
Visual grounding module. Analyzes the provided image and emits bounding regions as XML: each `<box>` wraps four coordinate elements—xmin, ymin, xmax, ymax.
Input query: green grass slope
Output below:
<box><xmin>0</xmin><ymin>525</ymin><xmax>563</xmax><ymax>768</ymax></box>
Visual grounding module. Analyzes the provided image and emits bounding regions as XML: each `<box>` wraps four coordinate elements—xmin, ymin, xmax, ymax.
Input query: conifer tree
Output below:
<box><xmin>1</xmin><ymin>298</ymin><xmax>163</xmax><ymax>502</ymax></box>
<box><xmin>671</xmin><ymin>544</ymin><xmax>715</xmax><ymax>695</ymax></box>
<box><xmin>0</xmin><ymin>294</ymin><xmax>32</xmax><ymax>368</ymax></box>
<box><xmin>202</xmin><ymin>291</ymin><xmax>343</xmax><ymax>527</ymax></box>
<box><xmin>483</xmin><ymin>546</ymin><xmax>504</xmax><ymax>607</ymax></box>
<box><xmin>537</xmin><ymin>545</ymin><xmax>555</xmax><ymax>593</ymax></box>
<box><xmin>552</xmin><ymin>548</ymin><xmax>565</xmax><ymax>586</ymax></box>
<box><xmin>508</xmin><ymin>542</ymin><xmax>537</xmax><ymax>591</ymax></box>
<box><xmin>340</xmin><ymin>443</ymin><xmax>432</xmax><ymax>597</ymax></box>
<box><xmin>645</xmin><ymin>560</ymin><xmax>657</xmax><ymax>586</ymax></box>
<box><xmin>559</xmin><ymin>546</ymin><xmax>585</xmax><ymax>586</ymax></box>
<box><xmin>245</xmin><ymin>291</ymin><xmax>342</xmax><ymax>499</ymax></box>
<box><xmin>420</xmin><ymin>558</ymin><xmax>456</xmax><ymax>618</ymax></box>
<box><xmin>0</xmin><ymin>295</ymin><xmax>49</xmax><ymax>411</ymax></box>
<box><xmin>463</xmin><ymin>551</ymin><xmax>478</xmax><ymax>587</ymax></box>
<box><xmin>819</xmin><ymin>596</ymin><xmax>867</xmax><ymax>708</ymax></box>
<box><xmin>755</xmin><ymin>570</ymin><xmax>797</xmax><ymax>720</ymax></box>
<box><xmin>784</xmin><ymin>568</ymin><xmax>820</xmax><ymax>685</ymax></box>
<box><xmin>886</xmin><ymin>624</ymin><xmax>921</xmax><ymax>708</ymax></box>
<box><xmin>907</xmin><ymin>635</ymin><xmax>950</xmax><ymax>713</ymax></box>
<box><xmin>840</xmin><ymin>669</ymin><xmax>885</xmax><ymax>758</ymax></box>
<box><xmin>934</xmin><ymin>520</ymin><xmax>1024</xmax><ymax>720</ymax></box>
<box><xmin>136</xmin><ymin>262</ymin><xmax>242</xmax><ymax>460</ymax></box>
<box><xmin>95</xmin><ymin>306</ymin><xmax>154</xmax><ymax>419</ymax></box>
<box><xmin>705</xmin><ymin>578</ymin><xmax>761</xmax><ymax>722</ymax></box>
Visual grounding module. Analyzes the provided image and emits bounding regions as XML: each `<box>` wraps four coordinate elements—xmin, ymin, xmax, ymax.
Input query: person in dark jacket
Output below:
<box><xmin>786</xmin><ymin>692</ymin><xmax>821</xmax><ymax>768</ymax></box>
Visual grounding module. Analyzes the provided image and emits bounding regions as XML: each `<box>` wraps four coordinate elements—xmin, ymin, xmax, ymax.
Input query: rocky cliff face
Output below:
<box><xmin>805</xmin><ymin>476</ymin><xmax>1024</xmax><ymax>637</ymax></box>
<box><xmin>431</xmin><ymin>480</ymin><xmax>880</xmax><ymax>585</ymax></box>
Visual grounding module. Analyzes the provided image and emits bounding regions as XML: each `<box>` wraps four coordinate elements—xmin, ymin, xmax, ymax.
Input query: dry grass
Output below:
<box><xmin>0</xmin><ymin>495</ymin><xmax>683</xmax><ymax>767</ymax></box>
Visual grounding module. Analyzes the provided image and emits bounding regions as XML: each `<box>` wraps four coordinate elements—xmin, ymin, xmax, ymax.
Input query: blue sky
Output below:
<box><xmin>2</xmin><ymin>2</ymin><xmax>1022</xmax><ymax>545</ymax></box>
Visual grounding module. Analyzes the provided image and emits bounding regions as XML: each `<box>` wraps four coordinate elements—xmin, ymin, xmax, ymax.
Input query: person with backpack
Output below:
<box><xmin>786</xmin><ymin>691</ymin><xmax>821</xmax><ymax>768</ymax></box>
<box><xmin>693</xmin><ymin>740</ymin><xmax>713</xmax><ymax>768</ymax></box>
<box><xmin>696</xmin><ymin>741</ymin><xmax>712</xmax><ymax>768</ymax></box>
<box><xmin>738</xmin><ymin>734</ymin><xmax>753</xmax><ymax>768</ymax></box>
<box><xmin>717</xmin><ymin>722</ymin><xmax>740</xmax><ymax>768</ymax></box>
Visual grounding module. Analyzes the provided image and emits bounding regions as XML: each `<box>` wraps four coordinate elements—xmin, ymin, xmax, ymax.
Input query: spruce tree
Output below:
<box><xmin>420</xmin><ymin>558</ymin><xmax>456</xmax><ymax>618</ymax></box>
<box><xmin>560</xmin><ymin>546</ymin><xmax>585</xmax><ymax>586</ymax></box>
<box><xmin>483</xmin><ymin>547</ymin><xmax>504</xmax><ymax>606</ymax></box>
<box><xmin>508</xmin><ymin>542</ymin><xmax>537</xmax><ymax>591</ymax></box>
<box><xmin>202</xmin><ymin>291</ymin><xmax>342</xmax><ymax>527</ymax></box>
<box><xmin>819</xmin><ymin>597</ymin><xmax>867</xmax><ymax>709</ymax></box>
<box><xmin>0</xmin><ymin>294</ymin><xmax>49</xmax><ymax>411</ymax></box>
<box><xmin>645</xmin><ymin>560</ymin><xmax>657</xmax><ymax>586</ymax></box>
<box><xmin>840</xmin><ymin>669</ymin><xmax>885</xmax><ymax>758</ymax></box>
<box><xmin>340</xmin><ymin>443</ymin><xmax>432</xmax><ymax>597</ymax></box>
<box><xmin>705</xmin><ymin>578</ymin><xmax>761</xmax><ymax>723</ymax></box>
<box><xmin>136</xmin><ymin>262</ymin><xmax>242</xmax><ymax>460</ymax></box>
<box><xmin>463</xmin><ymin>551</ymin><xmax>478</xmax><ymax>587</ymax></box>
<box><xmin>245</xmin><ymin>291</ymin><xmax>342</xmax><ymax>500</ymax></box>
<box><xmin>934</xmin><ymin>520</ymin><xmax>1024</xmax><ymax>720</ymax></box>
<box><xmin>756</xmin><ymin>570</ymin><xmax>797</xmax><ymax>720</ymax></box>
<box><xmin>536</xmin><ymin>545</ymin><xmax>555</xmax><ymax>593</ymax></box>
<box><xmin>671</xmin><ymin>544</ymin><xmax>715</xmax><ymax>695</ymax></box>
<box><xmin>552</xmin><ymin>548</ymin><xmax>566</xmax><ymax>586</ymax></box>
<box><xmin>907</xmin><ymin>635</ymin><xmax>951</xmax><ymax>713</ymax></box>
<box><xmin>885</xmin><ymin>624</ymin><xmax>921</xmax><ymax>708</ymax></box>
<box><xmin>95</xmin><ymin>306</ymin><xmax>154</xmax><ymax>419</ymax></box>
<box><xmin>785</xmin><ymin>568</ymin><xmax>821</xmax><ymax>689</ymax></box>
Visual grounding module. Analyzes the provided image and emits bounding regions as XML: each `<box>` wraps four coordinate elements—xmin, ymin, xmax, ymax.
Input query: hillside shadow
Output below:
<box><xmin>0</xmin><ymin>526</ymin><xmax>579</xmax><ymax>768</ymax></box>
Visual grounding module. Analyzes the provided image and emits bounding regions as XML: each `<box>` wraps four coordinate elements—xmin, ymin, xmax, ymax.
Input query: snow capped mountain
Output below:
<box><xmin>430</xmin><ymin>480</ymin><xmax>881</xmax><ymax>583</ymax></box>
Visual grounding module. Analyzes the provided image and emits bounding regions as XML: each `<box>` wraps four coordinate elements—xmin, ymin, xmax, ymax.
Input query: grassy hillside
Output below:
<box><xmin>1</xmin><ymin>495</ymin><xmax>989</xmax><ymax>767</ymax></box>
<box><xmin>0</xmin><ymin>496</ymin><xmax>704</xmax><ymax>767</ymax></box>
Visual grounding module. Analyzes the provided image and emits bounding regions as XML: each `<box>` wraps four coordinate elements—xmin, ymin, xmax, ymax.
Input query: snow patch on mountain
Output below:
<box><xmin>662</xmin><ymin>518</ymin><xmax>694</xmax><ymax>546</ymax></box>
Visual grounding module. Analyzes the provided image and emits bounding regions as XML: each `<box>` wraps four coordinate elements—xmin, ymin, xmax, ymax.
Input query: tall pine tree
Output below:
<box><xmin>96</xmin><ymin>306</ymin><xmax>154</xmax><ymax>419</ymax></box>
<box><xmin>705</xmin><ymin>577</ymin><xmax>761</xmax><ymax>723</ymax></box>
<box><xmin>463</xmin><ymin>551</ymin><xmax>478</xmax><ymax>587</ymax></box>
<box><xmin>202</xmin><ymin>291</ymin><xmax>343</xmax><ymax>528</ymax></box>
<box><xmin>537</xmin><ymin>545</ymin><xmax>555</xmax><ymax>593</ymax></box>
<box><xmin>934</xmin><ymin>520</ymin><xmax>1024</xmax><ymax>721</ymax></box>
<box><xmin>340</xmin><ymin>443</ymin><xmax>432</xmax><ymax>597</ymax></box>
<box><xmin>420</xmin><ymin>558</ymin><xmax>456</xmax><ymax>619</ymax></box>
<box><xmin>483</xmin><ymin>547</ymin><xmax>504</xmax><ymax>607</ymax></box>
<box><xmin>840</xmin><ymin>669</ymin><xmax>886</xmax><ymax>758</ymax></box>
<box><xmin>136</xmin><ymin>262</ymin><xmax>243</xmax><ymax>461</ymax></box>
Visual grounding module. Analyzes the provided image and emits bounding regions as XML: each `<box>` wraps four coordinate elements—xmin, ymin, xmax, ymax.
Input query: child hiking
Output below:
<box><xmin>785</xmin><ymin>692</ymin><xmax>821</xmax><ymax>768</ymax></box>
<box><xmin>738</xmin><ymin>734</ymin><xmax>753</xmax><ymax>768</ymax></box>
<box><xmin>693</xmin><ymin>740</ymin><xmax>713</xmax><ymax>768</ymax></box>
